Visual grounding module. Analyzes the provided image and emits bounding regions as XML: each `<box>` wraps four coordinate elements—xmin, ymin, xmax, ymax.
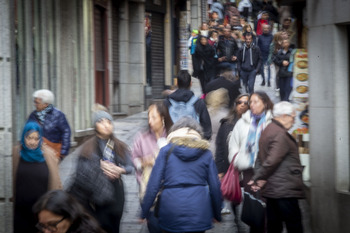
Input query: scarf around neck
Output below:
<box><xmin>36</xmin><ymin>104</ymin><xmax>53</xmax><ymax>124</ymax></box>
<box><xmin>20</xmin><ymin>121</ymin><xmax>45</xmax><ymax>162</ymax></box>
<box><xmin>245</xmin><ymin>112</ymin><xmax>266</xmax><ymax>167</ymax></box>
<box><xmin>242</xmin><ymin>43</ymin><xmax>253</xmax><ymax>66</ymax></box>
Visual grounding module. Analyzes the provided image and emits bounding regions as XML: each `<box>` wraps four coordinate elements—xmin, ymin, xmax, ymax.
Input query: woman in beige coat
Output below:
<box><xmin>13</xmin><ymin>121</ymin><xmax>61</xmax><ymax>233</ymax></box>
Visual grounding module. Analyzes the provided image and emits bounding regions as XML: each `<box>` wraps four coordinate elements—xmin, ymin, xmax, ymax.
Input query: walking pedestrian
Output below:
<box><xmin>267</xmin><ymin>31</ymin><xmax>283</xmax><ymax>92</ymax></box>
<box><xmin>132</xmin><ymin>102</ymin><xmax>173</xmax><ymax>233</ymax></box>
<box><xmin>27</xmin><ymin>89</ymin><xmax>71</xmax><ymax>159</ymax></box>
<box><xmin>273</xmin><ymin>39</ymin><xmax>294</xmax><ymax>101</ymax></box>
<box><xmin>140</xmin><ymin>117</ymin><xmax>222</xmax><ymax>233</ymax></box>
<box><xmin>193</xmin><ymin>36</ymin><xmax>217</xmax><ymax>93</ymax></box>
<box><xmin>68</xmin><ymin>110</ymin><xmax>133</xmax><ymax>233</ymax></box>
<box><xmin>215</xmin><ymin>94</ymin><xmax>249</xmax><ymax>230</ymax></box>
<box><xmin>237</xmin><ymin>32</ymin><xmax>262</xmax><ymax>94</ymax></box>
<box><xmin>228</xmin><ymin>91</ymin><xmax>273</xmax><ymax>233</ymax></box>
<box><xmin>257</xmin><ymin>24</ymin><xmax>273</xmax><ymax>86</ymax></box>
<box><xmin>216</xmin><ymin>27</ymin><xmax>239</xmax><ymax>75</ymax></box>
<box><xmin>13</xmin><ymin>121</ymin><xmax>62</xmax><ymax>233</ymax></box>
<box><xmin>249</xmin><ymin>101</ymin><xmax>305</xmax><ymax>233</ymax></box>
<box><xmin>164</xmin><ymin>70</ymin><xmax>212</xmax><ymax>140</ymax></box>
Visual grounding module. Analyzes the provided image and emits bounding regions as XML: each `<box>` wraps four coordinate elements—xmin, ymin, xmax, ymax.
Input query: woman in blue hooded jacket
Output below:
<box><xmin>141</xmin><ymin>117</ymin><xmax>222</xmax><ymax>233</ymax></box>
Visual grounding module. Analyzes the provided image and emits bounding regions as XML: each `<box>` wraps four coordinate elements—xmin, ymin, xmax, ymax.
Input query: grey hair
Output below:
<box><xmin>169</xmin><ymin>116</ymin><xmax>204</xmax><ymax>138</ymax></box>
<box><xmin>33</xmin><ymin>89</ymin><xmax>55</xmax><ymax>104</ymax></box>
<box><xmin>273</xmin><ymin>101</ymin><xmax>295</xmax><ymax>117</ymax></box>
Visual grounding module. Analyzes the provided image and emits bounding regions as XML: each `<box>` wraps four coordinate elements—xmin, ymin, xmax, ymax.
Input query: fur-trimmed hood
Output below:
<box><xmin>167</xmin><ymin>128</ymin><xmax>210</xmax><ymax>161</ymax></box>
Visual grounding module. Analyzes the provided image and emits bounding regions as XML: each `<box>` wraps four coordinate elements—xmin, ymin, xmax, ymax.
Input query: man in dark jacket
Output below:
<box><xmin>237</xmin><ymin>32</ymin><xmax>262</xmax><ymax>94</ymax></box>
<box><xmin>249</xmin><ymin>101</ymin><xmax>305</xmax><ymax>233</ymax></box>
<box><xmin>164</xmin><ymin>70</ymin><xmax>212</xmax><ymax>140</ymax></box>
<box><xmin>257</xmin><ymin>24</ymin><xmax>273</xmax><ymax>86</ymax></box>
<box><xmin>27</xmin><ymin>89</ymin><xmax>71</xmax><ymax>159</ymax></box>
<box><xmin>216</xmin><ymin>27</ymin><xmax>239</xmax><ymax>75</ymax></box>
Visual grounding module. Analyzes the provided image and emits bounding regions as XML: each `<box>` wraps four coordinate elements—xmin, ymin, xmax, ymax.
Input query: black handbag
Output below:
<box><xmin>241</xmin><ymin>191</ymin><xmax>266</xmax><ymax>229</ymax></box>
<box><xmin>154</xmin><ymin>144</ymin><xmax>176</xmax><ymax>218</ymax></box>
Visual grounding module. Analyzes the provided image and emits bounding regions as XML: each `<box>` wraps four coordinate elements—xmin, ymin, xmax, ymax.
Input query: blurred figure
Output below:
<box><xmin>164</xmin><ymin>70</ymin><xmax>212</xmax><ymax>140</ymax></box>
<box><xmin>200</xmin><ymin>22</ymin><xmax>209</xmax><ymax>37</ymax></box>
<box><xmin>250</xmin><ymin>101</ymin><xmax>305</xmax><ymax>233</ymax></box>
<box><xmin>228</xmin><ymin>91</ymin><xmax>274</xmax><ymax>233</ymax></box>
<box><xmin>13</xmin><ymin>122</ymin><xmax>62</xmax><ymax>233</ymax></box>
<box><xmin>205</xmin><ymin>67</ymin><xmax>241</xmax><ymax>108</ymax></box>
<box><xmin>256</xmin><ymin>11</ymin><xmax>269</xmax><ymax>36</ymax></box>
<box><xmin>141</xmin><ymin>117</ymin><xmax>222</xmax><ymax>233</ymax></box>
<box><xmin>215</xmin><ymin>94</ymin><xmax>249</xmax><ymax>230</ymax></box>
<box><xmin>205</xmin><ymin>88</ymin><xmax>230</xmax><ymax>157</ymax></box>
<box><xmin>68</xmin><ymin>110</ymin><xmax>133</xmax><ymax>233</ymax></box>
<box><xmin>257</xmin><ymin>24</ymin><xmax>273</xmax><ymax>86</ymax></box>
<box><xmin>273</xmin><ymin>39</ymin><xmax>294</xmax><ymax>101</ymax></box>
<box><xmin>33</xmin><ymin>190</ymin><xmax>104</xmax><ymax>233</ymax></box>
<box><xmin>267</xmin><ymin>31</ymin><xmax>283</xmax><ymax>92</ymax></box>
<box><xmin>132</xmin><ymin>102</ymin><xmax>173</xmax><ymax>233</ymax></box>
<box><xmin>237</xmin><ymin>32</ymin><xmax>262</xmax><ymax>94</ymax></box>
<box><xmin>193</xmin><ymin>36</ymin><xmax>217</xmax><ymax>93</ymax></box>
<box><xmin>27</xmin><ymin>89</ymin><xmax>71</xmax><ymax>159</ymax></box>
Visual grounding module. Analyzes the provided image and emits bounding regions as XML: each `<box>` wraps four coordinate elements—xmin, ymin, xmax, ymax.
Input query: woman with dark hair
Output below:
<box><xmin>132</xmin><ymin>102</ymin><xmax>173</xmax><ymax>233</ymax></box>
<box><xmin>68</xmin><ymin>110</ymin><xmax>133</xmax><ymax>233</ymax></box>
<box><xmin>193</xmin><ymin>35</ymin><xmax>217</xmax><ymax>94</ymax></box>
<box><xmin>140</xmin><ymin>117</ymin><xmax>222</xmax><ymax>233</ymax></box>
<box><xmin>13</xmin><ymin>121</ymin><xmax>62</xmax><ymax>233</ymax></box>
<box><xmin>215</xmin><ymin>94</ymin><xmax>249</xmax><ymax>228</ymax></box>
<box><xmin>33</xmin><ymin>190</ymin><xmax>104</xmax><ymax>233</ymax></box>
<box><xmin>228</xmin><ymin>91</ymin><xmax>274</xmax><ymax>233</ymax></box>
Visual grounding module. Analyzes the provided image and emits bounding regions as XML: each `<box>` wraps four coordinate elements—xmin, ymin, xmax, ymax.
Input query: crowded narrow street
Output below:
<box><xmin>59</xmin><ymin>74</ymin><xmax>312</xmax><ymax>233</ymax></box>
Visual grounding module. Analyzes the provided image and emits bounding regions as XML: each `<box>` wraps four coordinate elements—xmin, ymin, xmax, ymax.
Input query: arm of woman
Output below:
<box><xmin>131</xmin><ymin>133</ymin><xmax>144</xmax><ymax>171</ymax></box>
<box><xmin>228</xmin><ymin>121</ymin><xmax>242</xmax><ymax>163</ymax></box>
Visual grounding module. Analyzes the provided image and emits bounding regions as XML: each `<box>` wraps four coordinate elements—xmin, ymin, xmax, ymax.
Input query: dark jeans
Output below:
<box><xmin>279</xmin><ymin>76</ymin><xmax>292</xmax><ymax>101</ymax></box>
<box><xmin>240</xmin><ymin>70</ymin><xmax>257</xmax><ymax>94</ymax></box>
<box><xmin>266</xmin><ymin>198</ymin><xmax>303</xmax><ymax>233</ymax></box>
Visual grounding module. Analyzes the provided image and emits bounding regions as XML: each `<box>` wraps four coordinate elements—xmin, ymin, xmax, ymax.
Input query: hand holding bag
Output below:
<box><xmin>220</xmin><ymin>154</ymin><xmax>242</xmax><ymax>205</ymax></box>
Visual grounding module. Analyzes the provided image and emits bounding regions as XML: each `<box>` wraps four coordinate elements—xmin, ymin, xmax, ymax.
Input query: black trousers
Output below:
<box><xmin>266</xmin><ymin>198</ymin><xmax>303</xmax><ymax>233</ymax></box>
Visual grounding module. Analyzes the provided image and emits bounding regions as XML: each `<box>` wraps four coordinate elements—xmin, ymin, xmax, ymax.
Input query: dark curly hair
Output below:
<box><xmin>33</xmin><ymin>190</ymin><xmax>105</xmax><ymax>233</ymax></box>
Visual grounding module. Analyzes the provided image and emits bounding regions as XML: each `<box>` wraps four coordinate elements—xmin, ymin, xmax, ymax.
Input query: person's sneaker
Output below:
<box><xmin>221</xmin><ymin>208</ymin><xmax>231</xmax><ymax>215</ymax></box>
<box><xmin>261</xmin><ymin>80</ymin><xmax>265</xmax><ymax>86</ymax></box>
<box><xmin>267</xmin><ymin>81</ymin><xmax>271</xmax><ymax>87</ymax></box>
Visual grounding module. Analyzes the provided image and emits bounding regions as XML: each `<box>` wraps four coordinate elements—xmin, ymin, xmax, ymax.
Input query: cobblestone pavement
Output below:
<box><xmin>60</xmin><ymin>67</ymin><xmax>312</xmax><ymax>233</ymax></box>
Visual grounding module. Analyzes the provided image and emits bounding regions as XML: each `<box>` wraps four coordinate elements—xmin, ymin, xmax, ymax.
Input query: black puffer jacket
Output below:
<box><xmin>253</xmin><ymin>120</ymin><xmax>305</xmax><ymax>199</ymax></box>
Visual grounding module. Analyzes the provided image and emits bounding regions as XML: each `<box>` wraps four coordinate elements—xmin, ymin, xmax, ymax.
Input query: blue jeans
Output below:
<box><xmin>240</xmin><ymin>70</ymin><xmax>257</xmax><ymax>94</ymax></box>
<box><xmin>260</xmin><ymin>58</ymin><xmax>271</xmax><ymax>83</ymax></box>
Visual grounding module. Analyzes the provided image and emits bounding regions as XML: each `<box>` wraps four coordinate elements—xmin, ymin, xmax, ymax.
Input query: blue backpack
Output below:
<box><xmin>169</xmin><ymin>95</ymin><xmax>200</xmax><ymax>123</ymax></box>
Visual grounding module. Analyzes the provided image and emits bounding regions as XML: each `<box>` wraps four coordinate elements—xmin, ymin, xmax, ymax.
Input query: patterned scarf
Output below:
<box><xmin>35</xmin><ymin>104</ymin><xmax>53</xmax><ymax>124</ymax></box>
<box><xmin>20</xmin><ymin>122</ymin><xmax>45</xmax><ymax>162</ymax></box>
<box><xmin>245</xmin><ymin>112</ymin><xmax>266</xmax><ymax>167</ymax></box>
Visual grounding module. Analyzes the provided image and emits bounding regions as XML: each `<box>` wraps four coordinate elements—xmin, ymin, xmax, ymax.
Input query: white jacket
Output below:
<box><xmin>228</xmin><ymin>110</ymin><xmax>273</xmax><ymax>170</ymax></box>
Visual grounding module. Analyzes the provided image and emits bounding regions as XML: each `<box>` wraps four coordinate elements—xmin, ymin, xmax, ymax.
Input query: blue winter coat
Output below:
<box><xmin>27</xmin><ymin>108</ymin><xmax>71</xmax><ymax>155</ymax></box>
<box><xmin>141</xmin><ymin>140</ymin><xmax>222</xmax><ymax>232</ymax></box>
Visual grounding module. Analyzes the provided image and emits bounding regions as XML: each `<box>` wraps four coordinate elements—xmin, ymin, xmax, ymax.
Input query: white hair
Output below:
<box><xmin>273</xmin><ymin>101</ymin><xmax>295</xmax><ymax>117</ymax></box>
<box><xmin>33</xmin><ymin>89</ymin><xmax>55</xmax><ymax>104</ymax></box>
